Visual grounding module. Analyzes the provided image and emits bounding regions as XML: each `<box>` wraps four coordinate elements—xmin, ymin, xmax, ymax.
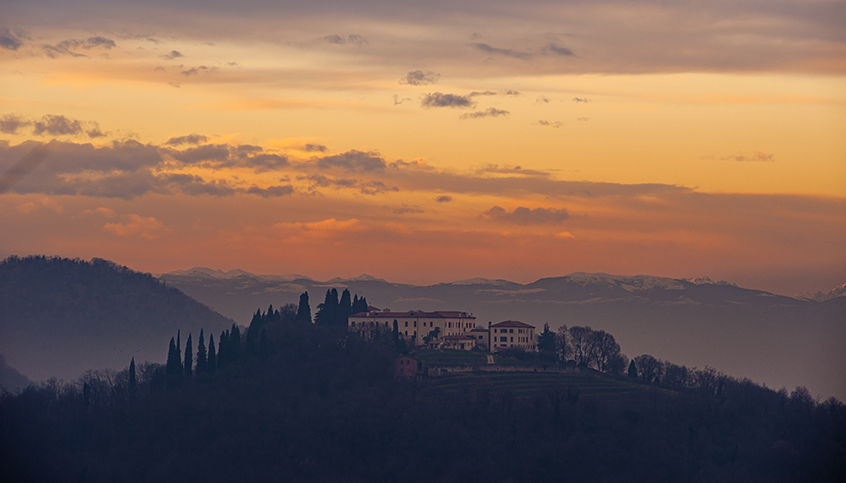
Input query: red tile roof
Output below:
<box><xmin>490</xmin><ymin>320</ymin><xmax>535</xmax><ymax>329</ymax></box>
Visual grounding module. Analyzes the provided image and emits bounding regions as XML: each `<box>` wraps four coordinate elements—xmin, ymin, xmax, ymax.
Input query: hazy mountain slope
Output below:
<box><xmin>160</xmin><ymin>269</ymin><xmax>846</xmax><ymax>401</ymax></box>
<box><xmin>0</xmin><ymin>354</ymin><xmax>32</xmax><ymax>391</ymax></box>
<box><xmin>0</xmin><ymin>256</ymin><xmax>234</xmax><ymax>382</ymax></box>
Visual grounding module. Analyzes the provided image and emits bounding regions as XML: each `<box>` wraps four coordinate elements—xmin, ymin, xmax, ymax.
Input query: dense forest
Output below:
<box><xmin>2</xmin><ymin>305</ymin><xmax>844</xmax><ymax>483</ymax></box>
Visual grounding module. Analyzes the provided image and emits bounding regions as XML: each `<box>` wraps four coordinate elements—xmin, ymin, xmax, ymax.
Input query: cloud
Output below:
<box><xmin>32</xmin><ymin>115</ymin><xmax>83</xmax><ymax>136</ymax></box>
<box><xmin>544</xmin><ymin>44</ymin><xmax>576</xmax><ymax>57</ymax></box>
<box><xmin>421</xmin><ymin>92</ymin><xmax>475</xmax><ymax>109</ymax></box>
<box><xmin>483</xmin><ymin>206</ymin><xmax>570</xmax><ymax>225</ymax></box>
<box><xmin>0</xmin><ymin>29</ymin><xmax>23</xmax><ymax>51</ymax></box>
<box><xmin>468</xmin><ymin>91</ymin><xmax>497</xmax><ymax>97</ymax></box>
<box><xmin>165</xmin><ymin>134</ymin><xmax>209</xmax><ymax>146</ymax></box>
<box><xmin>573</xmin><ymin>97</ymin><xmax>590</xmax><ymax>103</ymax></box>
<box><xmin>459</xmin><ymin>108</ymin><xmax>509</xmax><ymax>119</ymax></box>
<box><xmin>393</xmin><ymin>95</ymin><xmax>412</xmax><ymax>105</ymax></box>
<box><xmin>316</xmin><ymin>150</ymin><xmax>386</xmax><ymax>171</ymax></box>
<box><xmin>182</xmin><ymin>65</ymin><xmax>216</xmax><ymax>76</ymax></box>
<box><xmin>246</xmin><ymin>184</ymin><xmax>295</xmax><ymax>197</ymax></box>
<box><xmin>303</xmin><ymin>143</ymin><xmax>327</xmax><ymax>153</ymax></box>
<box><xmin>393</xmin><ymin>204</ymin><xmax>424</xmax><ymax>214</ymax></box>
<box><xmin>322</xmin><ymin>34</ymin><xmax>368</xmax><ymax>46</ymax></box>
<box><xmin>400</xmin><ymin>70</ymin><xmax>440</xmax><ymax>86</ymax></box>
<box><xmin>103</xmin><ymin>214</ymin><xmax>168</xmax><ymax>240</ymax></box>
<box><xmin>538</xmin><ymin>120</ymin><xmax>562</xmax><ymax>128</ymax></box>
<box><xmin>42</xmin><ymin>36</ymin><xmax>115</xmax><ymax>58</ymax></box>
<box><xmin>476</xmin><ymin>164</ymin><xmax>551</xmax><ymax>178</ymax></box>
<box><xmin>576</xmin><ymin>117</ymin><xmax>589</xmax><ymax>121</ymax></box>
<box><xmin>503</xmin><ymin>90</ymin><xmax>521</xmax><ymax>96</ymax></box>
<box><xmin>435</xmin><ymin>195</ymin><xmax>453</xmax><ymax>203</ymax></box>
<box><xmin>0</xmin><ymin>114</ymin><xmax>32</xmax><ymax>134</ymax></box>
<box><xmin>706</xmin><ymin>151</ymin><xmax>775</xmax><ymax>162</ymax></box>
<box><xmin>472</xmin><ymin>43</ymin><xmax>531</xmax><ymax>60</ymax></box>
<box><xmin>300</xmin><ymin>173</ymin><xmax>396</xmax><ymax>195</ymax></box>
<box><xmin>162</xmin><ymin>50</ymin><xmax>183</xmax><ymax>60</ymax></box>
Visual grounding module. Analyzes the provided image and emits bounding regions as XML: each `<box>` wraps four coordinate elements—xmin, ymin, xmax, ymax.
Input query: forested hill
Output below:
<box><xmin>0</xmin><ymin>256</ymin><xmax>233</xmax><ymax>383</ymax></box>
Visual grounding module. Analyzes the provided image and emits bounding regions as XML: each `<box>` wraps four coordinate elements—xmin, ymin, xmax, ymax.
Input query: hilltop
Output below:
<box><xmin>159</xmin><ymin>268</ymin><xmax>846</xmax><ymax>401</ymax></box>
<box><xmin>0</xmin><ymin>256</ymin><xmax>234</xmax><ymax>383</ymax></box>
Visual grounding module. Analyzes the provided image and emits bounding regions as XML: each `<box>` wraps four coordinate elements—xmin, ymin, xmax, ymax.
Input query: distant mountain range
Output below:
<box><xmin>159</xmin><ymin>268</ymin><xmax>846</xmax><ymax>401</ymax></box>
<box><xmin>0</xmin><ymin>257</ymin><xmax>234</xmax><ymax>384</ymax></box>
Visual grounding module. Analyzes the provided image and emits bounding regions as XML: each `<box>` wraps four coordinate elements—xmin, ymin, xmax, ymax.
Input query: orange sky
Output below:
<box><xmin>1</xmin><ymin>0</ymin><xmax>845</xmax><ymax>295</ymax></box>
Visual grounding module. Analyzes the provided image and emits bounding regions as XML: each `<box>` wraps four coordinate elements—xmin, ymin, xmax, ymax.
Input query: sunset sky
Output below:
<box><xmin>1</xmin><ymin>0</ymin><xmax>844</xmax><ymax>295</ymax></box>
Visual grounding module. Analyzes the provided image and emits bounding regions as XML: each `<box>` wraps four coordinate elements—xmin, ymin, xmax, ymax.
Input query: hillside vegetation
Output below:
<box><xmin>0</xmin><ymin>256</ymin><xmax>234</xmax><ymax>382</ymax></box>
<box><xmin>2</xmin><ymin>316</ymin><xmax>844</xmax><ymax>483</ymax></box>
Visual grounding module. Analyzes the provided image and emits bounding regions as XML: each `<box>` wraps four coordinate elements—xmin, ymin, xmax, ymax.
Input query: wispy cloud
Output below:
<box><xmin>42</xmin><ymin>36</ymin><xmax>115</xmax><ymax>58</ymax></box>
<box><xmin>399</xmin><ymin>70</ymin><xmax>440</xmax><ymax>86</ymax></box>
<box><xmin>472</xmin><ymin>43</ymin><xmax>531</xmax><ymax>60</ymax></box>
<box><xmin>483</xmin><ymin>205</ymin><xmax>570</xmax><ymax>225</ymax></box>
<box><xmin>460</xmin><ymin>108</ymin><xmax>509</xmax><ymax>119</ymax></box>
<box><xmin>421</xmin><ymin>92</ymin><xmax>475</xmax><ymax>108</ymax></box>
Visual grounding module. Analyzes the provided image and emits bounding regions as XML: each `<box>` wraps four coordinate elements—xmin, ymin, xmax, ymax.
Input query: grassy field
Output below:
<box><xmin>417</xmin><ymin>371</ymin><xmax>673</xmax><ymax>408</ymax></box>
<box><xmin>414</xmin><ymin>349</ymin><xmax>487</xmax><ymax>366</ymax></box>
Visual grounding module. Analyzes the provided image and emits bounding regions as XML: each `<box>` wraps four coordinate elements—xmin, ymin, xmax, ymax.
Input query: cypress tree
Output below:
<box><xmin>628</xmin><ymin>360</ymin><xmax>638</xmax><ymax>378</ymax></box>
<box><xmin>128</xmin><ymin>357</ymin><xmax>137</xmax><ymax>395</ymax></box>
<box><xmin>196</xmin><ymin>329</ymin><xmax>207</xmax><ymax>373</ymax></box>
<box><xmin>218</xmin><ymin>330</ymin><xmax>229</xmax><ymax>368</ymax></box>
<box><xmin>166</xmin><ymin>337</ymin><xmax>180</xmax><ymax>376</ymax></box>
<box><xmin>338</xmin><ymin>289</ymin><xmax>352</xmax><ymax>326</ymax></box>
<box><xmin>315</xmin><ymin>289</ymin><xmax>339</xmax><ymax>326</ymax></box>
<box><xmin>259</xmin><ymin>329</ymin><xmax>270</xmax><ymax>359</ymax></box>
<box><xmin>176</xmin><ymin>330</ymin><xmax>181</xmax><ymax>370</ymax></box>
<box><xmin>296</xmin><ymin>291</ymin><xmax>312</xmax><ymax>324</ymax></box>
<box><xmin>247</xmin><ymin>308</ymin><xmax>266</xmax><ymax>357</ymax></box>
<box><xmin>230</xmin><ymin>324</ymin><xmax>241</xmax><ymax>361</ymax></box>
<box><xmin>184</xmin><ymin>333</ymin><xmax>193</xmax><ymax>377</ymax></box>
<box><xmin>207</xmin><ymin>334</ymin><xmax>216</xmax><ymax>372</ymax></box>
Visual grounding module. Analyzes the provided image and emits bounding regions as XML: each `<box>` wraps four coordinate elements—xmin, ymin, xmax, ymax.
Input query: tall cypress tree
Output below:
<box><xmin>196</xmin><ymin>329</ymin><xmax>207</xmax><ymax>373</ymax></box>
<box><xmin>218</xmin><ymin>330</ymin><xmax>229</xmax><ymax>368</ymax></box>
<box><xmin>128</xmin><ymin>357</ymin><xmax>137</xmax><ymax>395</ymax></box>
<box><xmin>166</xmin><ymin>337</ymin><xmax>180</xmax><ymax>376</ymax></box>
<box><xmin>207</xmin><ymin>334</ymin><xmax>216</xmax><ymax>372</ymax></box>
<box><xmin>338</xmin><ymin>289</ymin><xmax>352</xmax><ymax>326</ymax></box>
<box><xmin>295</xmin><ymin>291</ymin><xmax>312</xmax><ymax>324</ymax></box>
<box><xmin>246</xmin><ymin>308</ymin><xmax>265</xmax><ymax>357</ymax></box>
<box><xmin>184</xmin><ymin>333</ymin><xmax>193</xmax><ymax>377</ymax></box>
<box><xmin>229</xmin><ymin>324</ymin><xmax>241</xmax><ymax>361</ymax></box>
<box><xmin>315</xmin><ymin>289</ymin><xmax>339</xmax><ymax>326</ymax></box>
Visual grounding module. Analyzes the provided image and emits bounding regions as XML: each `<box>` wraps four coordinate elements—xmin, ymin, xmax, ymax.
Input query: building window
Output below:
<box><xmin>510</xmin><ymin>337</ymin><xmax>513</xmax><ymax>342</ymax></box>
<box><xmin>500</xmin><ymin>337</ymin><xmax>507</xmax><ymax>342</ymax></box>
<box><xmin>350</xmin><ymin>321</ymin><xmax>355</xmax><ymax>327</ymax></box>
<box><xmin>405</xmin><ymin>321</ymin><xmax>408</xmax><ymax>327</ymax></box>
<box><xmin>509</xmin><ymin>329</ymin><xmax>514</xmax><ymax>333</ymax></box>
<box><xmin>414</xmin><ymin>321</ymin><xmax>417</xmax><ymax>327</ymax></box>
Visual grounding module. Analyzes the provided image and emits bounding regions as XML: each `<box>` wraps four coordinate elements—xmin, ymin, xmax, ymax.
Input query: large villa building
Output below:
<box><xmin>348</xmin><ymin>308</ymin><xmax>536</xmax><ymax>352</ymax></box>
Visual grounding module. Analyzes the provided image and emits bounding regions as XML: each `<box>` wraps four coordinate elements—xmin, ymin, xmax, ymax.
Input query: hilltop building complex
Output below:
<box><xmin>348</xmin><ymin>308</ymin><xmax>536</xmax><ymax>352</ymax></box>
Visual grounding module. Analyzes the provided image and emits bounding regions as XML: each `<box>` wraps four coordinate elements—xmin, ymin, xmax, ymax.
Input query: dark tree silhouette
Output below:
<box><xmin>229</xmin><ymin>324</ymin><xmax>241</xmax><ymax>361</ymax></box>
<box><xmin>338</xmin><ymin>289</ymin><xmax>352</xmax><ymax>326</ymax></box>
<box><xmin>207</xmin><ymin>334</ymin><xmax>216</xmax><ymax>372</ymax></box>
<box><xmin>628</xmin><ymin>360</ymin><xmax>638</xmax><ymax>378</ymax></box>
<box><xmin>166</xmin><ymin>337</ymin><xmax>180</xmax><ymax>376</ymax></box>
<box><xmin>537</xmin><ymin>323</ymin><xmax>556</xmax><ymax>353</ymax></box>
<box><xmin>196</xmin><ymin>329</ymin><xmax>207</xmax><ymax>373</ymax></box>
<box><xmin>315</xmin><ymin>289</ymin><xmax>339</xmax><ymax>326</ymax></box>
<box><xmin>295</xmin><ymin>291</ymin><xmax>312</xmax><ymax>324</ymax></box>
<box><xmin>128</xmin><ymin>357</ymin><xmax>136</xmax><ymax>395</ymax></box>
<box><xmin>184</xmin><ymin>333</ymin><xmax>193</xmax><ymax>377</ymax></box>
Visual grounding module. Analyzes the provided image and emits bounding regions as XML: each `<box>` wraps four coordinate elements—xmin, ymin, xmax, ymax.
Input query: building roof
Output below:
<box><xmin>350</xmin><ymin>310</ymin><xmax>475</xmax><ymax>319</ymax></box>
<box><xmin>490</xmin><ymin>320</ymin><xmax>535</xmax><ymax>329</ymax></box>
<box><xmin>468</xmin><ymin>327</ymin><xmax>489</xmax><ymax>332</ymax></box>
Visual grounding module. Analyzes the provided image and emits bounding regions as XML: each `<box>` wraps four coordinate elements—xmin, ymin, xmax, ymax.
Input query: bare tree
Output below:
<box><xmin>569</xmin><ymin>326</ymin><xmax>595</xmax><ymax>367</ymax></box>
<box><xmin>555</xmin><ymin>325</ymin><xmax>572</xmax><ymax>362</ymax></box>
<box><xmin>633</xmin><ymin>354</ymin><xmax>663</xmax><ymax>383</ymax></box>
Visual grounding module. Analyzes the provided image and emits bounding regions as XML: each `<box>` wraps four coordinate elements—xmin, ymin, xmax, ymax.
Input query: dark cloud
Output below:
<box><xmin>538</xmin><ymin>120</ymin><xmax>562</xmax><ymax>128</ymax></box>
<box><xmin>536</xmin><ymin>96</ymin><xmax>550</xmax><ymax>103</ymax></box>
<box><xmin>0</xmin><ymin>114</ymin><xmax>32</xmax><ymax>134</ymax></box>
<box><xmin>573</xmin><ymin>97</ymin><xmax>590</xmax><ymax>103</ymax></box>
<box><xmin>0</xmin><ymin>143</ymin><xmax>50</xmax><ymax>194</ymax></box>
<box><xmin>165</xmin><ymin>134</ymin><xmax>209</xmax><ymax>146</ymax></box>
<box><xmin>246</xmin><ymin>184</ymin><xmax>295</xmax><ymax>197</ymax></box>
<box><xmin>42</xmin><ymin>36</ymin><xmax>115</xmax><ymax>58</ymax></box>
<box><xmin>32</xmin><ymin>115</ymin><xmax>83</xmax><ymax>136</ymax></box>
<box><xmin>0</xmin><ymin>29</ymin><xmax>23</xmax><ymax>51</ymax></box>
<box><xmin>159</xmin><ymin>173</ymin><xmax>239</xmax><ymax>197</ymax></box>
<box><xmin>303</xmin><ymin>143</ymin><xmax>327</xmax><ymax>153</ymax></box>
<box><xmin>322</xmin><ymin>34</ymin><xmax>368</xmax><ymax>46</ymax></box>
<box><xmin>435</xmin><ymin>195</ymin><xmax>453</xmax><ymax>203</ymax></box>
<box><xmin>503</xmin><ymin>90</ymin><xmax>521</xmax><ymax>96</ymax></box>
<box><xmin>360</xmin><ymin>180</ymin><xmax>399</xmax><ymax>195</ymax></box>
<box><xmin>545</xmin><ymin>44</ymin><xmax>576</xmax><ymax>57</ymax></box>
<box><xmin>400</xmin><ymin>70</ymin><xmax>441</xmax><ymax>86</ymax></box>
<box><xmin>393</xmin><ymin>95</ymin><xmax>412</xmax><ymax>105</ymax></box>
<box><xmin>472</xmin><ymin>43</ymin><xmax>531</xmax><ymax>60</ymax></box>
<box><xmin>181</xmin><ymin>65</ymin><xmax>216</xmax><ymax>76</ymax></box>
<box><xmin>167</xmin><ymin>143</ymin><xmax>288</xmax><ymax>171</ymax></box>
<box><xmin>468</xmin><ymin>90</ymin><xmax>497</xmax><ymax>97</ymax></box>
<box><xmin>483</xmin><ymin>206</ymin><xmax>570</xmax><ymax>225</ymax></box>
<box><xmin>459</xmin><ymin>108</ymin><xmax>509</xmax><ymax>119</ymax></box>
<box><xmin>393</xmin><ymin>204</ymin><xmax>424</xmax><ymax>214</ymax></box>
<box><xmin>421</xmin><ymin>92</ymin><xmax>475</xmax><ymax>108</ymax></box>
<box><xmin>316</xmin><ymin>150</ymin><xmax>386</xmax><ymax>171</ymax></box>
<box><xmin>86</xmin><ymin>125</ymin><xmax>107</xmax><ymax>138</ymax></box>
<box><xmin>300</xmin><ymin>173</ymin><xmax>396</xmax><ymax>195</ymax></box>
<box><xmin>162</xmin><ymin>50</ymin><xmax>183</xmax><ymax>60</ymax></box>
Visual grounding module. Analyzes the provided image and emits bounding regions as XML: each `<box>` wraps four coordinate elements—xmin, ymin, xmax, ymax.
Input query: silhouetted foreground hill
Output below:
<box><xmin>2</xmin><ymin>322</ymin><xmax>844</xmax><ymax>483</ymax></box>
<box><xmin>160</xmin><ymin>269</ymin><xmax>846</xmax><ymax>401</ymax></box>
<box><xmin>0</xmin><ymin>256</ymin><xmax>234</xmax><ymax>382</ymax></box>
